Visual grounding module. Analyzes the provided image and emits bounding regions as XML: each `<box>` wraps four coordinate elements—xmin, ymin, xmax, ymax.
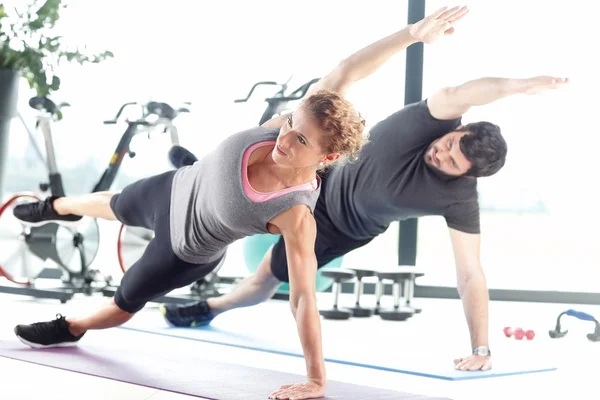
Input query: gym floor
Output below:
<box><xmin>1</xmin><ymin>287</ymin><xmax>597</xmax><ymax>400</ymax></box>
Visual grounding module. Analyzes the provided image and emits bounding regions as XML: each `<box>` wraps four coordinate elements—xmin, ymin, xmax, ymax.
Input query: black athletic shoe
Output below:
<box><xmin>12</xmin><ymin>196</ymin><xmax>82</xmax><ymax>226</ymax></box>
<box><xmin>159</xmin><ymin>300</ymin><xmax>214</xmax><ymax>327</ymax></box>
<box><xmin>168</xmin><ymin>145</ymin><xmax>198</xmax><ymax>168</ymax></box>
<box><xmin>14</xmin><ymin>314</ymin><xmax>85</xmax><ymax>348</ymax></box>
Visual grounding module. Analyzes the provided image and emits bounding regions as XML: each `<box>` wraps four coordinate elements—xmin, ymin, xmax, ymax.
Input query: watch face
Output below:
<box><xmin>474</xmin><ymin>347</ymin><xmax>489</xmax><ymax>356</ymax></box>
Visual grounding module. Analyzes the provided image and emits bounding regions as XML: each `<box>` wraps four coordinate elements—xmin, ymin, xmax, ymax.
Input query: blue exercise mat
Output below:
<box><xmin>120</xmin><ymin>305</ymin><xmax>558</xmax><ymax>381</ymax></box>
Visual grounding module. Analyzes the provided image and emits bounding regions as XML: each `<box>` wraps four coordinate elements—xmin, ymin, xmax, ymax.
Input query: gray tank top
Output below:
<box><xmin>169</xmin><ymin>126</ymin><xmax>321</xmax><ymax>264</ymax></box>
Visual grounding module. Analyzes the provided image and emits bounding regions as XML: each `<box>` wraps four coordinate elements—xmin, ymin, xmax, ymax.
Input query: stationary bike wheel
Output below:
<box><xmin>117</xmin><ymin>224</ymin><xmax>154</xmax><ymax>273</ymax></box>
<box><xmin>0</xmin><ymin>193</ymin><xmax>45</xmax><ymax>285</ymax></box>
<box><xmin>54</xmin><ymin>216</ymin><xmax>100</xmax><ymax>273</ymax></box>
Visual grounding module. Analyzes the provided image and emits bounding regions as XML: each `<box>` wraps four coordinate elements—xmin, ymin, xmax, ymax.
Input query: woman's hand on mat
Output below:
<box><xmin>454</xmin><ymin>354</ymin><xmax>492</xmax><ymax>371</ymax></box>
<box><xmin>268</xmin><ymin>380</ymin><xmax>326</xmax><ymax>400</ymax></box>
<box><xmin>408</xmin><ymin>5</ymin><xmax>469</xmax><ymax>44</ymax></box>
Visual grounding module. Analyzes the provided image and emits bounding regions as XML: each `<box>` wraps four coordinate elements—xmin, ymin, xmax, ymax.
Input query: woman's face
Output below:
<box><xmin>272</xmin><ymin>106</ymin><xmax>338</xmax><ymax>169</ymax></box>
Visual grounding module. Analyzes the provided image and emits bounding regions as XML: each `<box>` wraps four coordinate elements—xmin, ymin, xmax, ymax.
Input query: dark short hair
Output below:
<box><xmin>457</xmin><ymin>122</ymin><xmax>507</xmax><ymax>177</ymax></box>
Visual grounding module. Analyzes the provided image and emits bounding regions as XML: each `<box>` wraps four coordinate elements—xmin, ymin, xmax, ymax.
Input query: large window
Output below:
<box><xmin>3</xmin><ymin>0</ymin><xmax>408</xmax><ymax>276</ymax></box>
<box><xmin>416</xmin><ymin>0</ymin><xmax>600</xmax><ymax>292</ymax></box>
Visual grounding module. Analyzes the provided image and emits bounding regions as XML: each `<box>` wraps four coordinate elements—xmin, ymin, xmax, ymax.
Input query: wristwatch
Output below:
<box><xmin>472</xmin><ymin>346</ymin><xmax>491</xmax><ymax>357</ymax></box>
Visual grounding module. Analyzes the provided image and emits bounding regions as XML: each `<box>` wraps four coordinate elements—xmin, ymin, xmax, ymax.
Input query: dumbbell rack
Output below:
<box><xmin>318</xmin><ymin>266</ymin><xmax>425</xmax><ymax>321</ymax></box>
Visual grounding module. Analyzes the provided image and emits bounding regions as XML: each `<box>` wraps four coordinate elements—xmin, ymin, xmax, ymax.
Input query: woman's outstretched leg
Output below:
<box><xmin>67</xmin><ymin>298</ymin><xmax>134</xmax><ymax>335</ymax></box>
<box><xmin>12</xmin><ymin>170</ymin><xmax>201</xmax><ymax>348</ymax></box>
<box><xmin>12</xmin><ymin>192</ymin><xmax>117</xmax><ymax>225</ymax></box>
<box><xmin>13</xmin><ymin>298</ymin><xmax>133</xmax><ymax>348</ymax></box>
<box><xmin>14</xmin><ymin>222</ymin><xmax>164</xmax><ymax>348</ymax></box>
<box><xmin>13</xmin><ymin>171</ymin><xmax>177</xmax><ymax>227</ymax></box>
<box><xmin>53</xmin><ymin>192</ymin><xmax>117</xmax><ymax>220</ymax></box>
<box><xmin>14</xmin><ymin>205</ymin><xmax>215</xmax><ymax>348</ymax></box>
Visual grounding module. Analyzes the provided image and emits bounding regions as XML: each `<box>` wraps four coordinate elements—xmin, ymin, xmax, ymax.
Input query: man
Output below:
<box><xmin>164</xmin><ymin>4</ymin><xmax>567</xmax><ymax>386</ymax></box>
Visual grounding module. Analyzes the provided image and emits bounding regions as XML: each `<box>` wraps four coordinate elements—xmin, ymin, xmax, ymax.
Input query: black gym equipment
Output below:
<box><xmin>318</xmin><ymin>268</ymin><xmax>356</xmax><ymax>320</ymax></box>
<box><xmin>0</xmin><ymin>97</ymin><xmax>188</xmax><ymax>303</ymax></box>
<box><xmin>548</xmin><ymin>309</ymin><xmax>600</xmax><ymax>342</ymax></box>
<box><xmin>347</xmin><ymin>267</ymin><xmax>377</xmax><ymax>317</ymax></box>
<box><xmin>319</xmin><ymin>266</ymin><xmax>424</xmax><ymax>321</ymax></box>
<box><xmin>375</xmin><ymin>269</ymin><xmax>421</xmax><ymax>321</ymax></box>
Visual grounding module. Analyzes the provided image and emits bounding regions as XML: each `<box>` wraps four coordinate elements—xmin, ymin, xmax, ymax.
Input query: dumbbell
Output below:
<box><xmin>374</xmin><ymin>274</ymin><xmax>384</xmax><ymax>315</ymax></box>
<box><xmin>346</xmin><ymin>267</ymin><xmax>377</xmax><ymax>317</ymax></box>
<box><xmin>318</xmin><ymin>268</ymin><xmax>356</xmax><ymax>320</ymax></box>
<box><xmin>375</xmin><ymin>269</ymin><xmax>415</xmax><ymax>321</ymax></box>
<box><xmin>374</xmin><ymin>267</ymin><xmax>424</xmax><ymax>315</ymax></box>
<box><xmin>399</xmin><ymin>267</ymin><xmax>424</xmax><ymax>314</ymax></box>
<box><xmin>504</xmin><ymin>327</ymin><xmax>535</xmax><ymax>340</ymax></box>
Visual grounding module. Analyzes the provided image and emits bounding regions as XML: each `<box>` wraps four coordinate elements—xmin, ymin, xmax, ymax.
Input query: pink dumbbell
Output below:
<box><xmin>504</xmin><ymin>327</ymin><xmax>535</xmax><ymax>340</ymax></box>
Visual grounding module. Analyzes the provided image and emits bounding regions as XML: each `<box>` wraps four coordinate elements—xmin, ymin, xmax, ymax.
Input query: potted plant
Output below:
<box><xmin>0</xmin><ymin>0</ymin><xmax>113</xmax><ymax>198</ymax></box>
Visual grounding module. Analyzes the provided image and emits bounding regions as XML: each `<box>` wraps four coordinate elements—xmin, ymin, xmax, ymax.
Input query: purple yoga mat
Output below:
<box><xmin>0</xmin><ymin>335</ymin><xmax>451</xmax><ymax>400</ymax></box>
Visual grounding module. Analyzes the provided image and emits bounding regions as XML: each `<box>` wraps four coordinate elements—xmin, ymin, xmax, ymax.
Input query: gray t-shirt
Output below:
<box><xmin>169</xmin><ymin>126</ymin><xmax>321</xmax><ymax>264</ymax></box>
<box><xmin>325</xmin><ymin>99</ymin><xmax>479</xmax><ymax>240</ymax></box>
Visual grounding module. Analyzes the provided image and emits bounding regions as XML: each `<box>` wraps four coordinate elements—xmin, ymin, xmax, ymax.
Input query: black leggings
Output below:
<box><xmin>110</xmin><ymin>171</ymin><xmax>221</xmax><ymax>313</ymax></box>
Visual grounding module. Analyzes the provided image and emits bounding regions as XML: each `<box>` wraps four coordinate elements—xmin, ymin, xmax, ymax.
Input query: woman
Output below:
<box><xmin>13</xmin><ymin>5</ymin><xmax>469</xmax><ymax>400</ymax></box>
<box><xmin>13</xmin><ymin>89</ymin><xmax>364</xmax><ymax>328</ymax></box>
<box><xmin>12</xmin><ymin>85</ymin><xmax>365</xmax><ymax>384</ymax></box>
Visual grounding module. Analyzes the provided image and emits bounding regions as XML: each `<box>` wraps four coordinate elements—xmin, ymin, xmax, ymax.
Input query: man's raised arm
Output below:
<box><xmin>428</xmin><ymin>75</ymin><xmax>569</xmax><ymax>120</ymax></box>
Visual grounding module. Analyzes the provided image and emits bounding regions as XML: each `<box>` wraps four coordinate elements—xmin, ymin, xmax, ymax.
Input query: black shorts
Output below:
<box><xmin>109</xmin><ymin>170</ymin><xmax>221</xmax><ymax>313</ymax></box>
<box><xmin>270</xmin><ymin>172</ymin><xmax>373</xmax><ymax>282</ymax></box>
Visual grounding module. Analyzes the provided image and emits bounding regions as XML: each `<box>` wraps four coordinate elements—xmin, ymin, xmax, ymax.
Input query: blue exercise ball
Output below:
<box><xmin>242</xmin><ymin>233</ymin><xmax>343</xmax><ymax>293</ymax></box>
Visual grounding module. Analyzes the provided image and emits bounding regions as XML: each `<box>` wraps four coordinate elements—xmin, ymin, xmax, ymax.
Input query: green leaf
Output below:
<box><xmin>31</xmin><ymin>0</ymin><xmax>63</xmax><ymax>30</ymax></box>
<box><xmin>50</xmin><ymin>75</ymin><xmax>60</xmax><ymax>91</ymax></box>
<box><xmin>28</xmin><ymin>19</ymin><xmax>44</xmax><ymax>30</ymax></box>
<box><xmin>0</xmin><ymin>0</ymin><xmax>112</xmax><ymax>96</ymax></box>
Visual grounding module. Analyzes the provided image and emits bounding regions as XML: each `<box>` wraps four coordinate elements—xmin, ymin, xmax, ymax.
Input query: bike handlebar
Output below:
<box><xmin>266</xmin><ymin>78</ymin><xmax>320</xmax><ymax>103</ymax></box>
<box><xmin>103</xmin><ymin>101</ymin><xmax>191</xmax><ymax>125</ymax></box>
<box><xmin>103</xmin><ymin>102</ymin><xmax>138</xmax><ymax>124</ymax></box>
<box><xmin>234</xmin><ymin>78</ymin><xmax>320</xmax><ymax>104</ymax></box>
<box><xmin>234</xmin><ymin>81</ymin><xmax>284</xmax><ymax>103</ymax></box>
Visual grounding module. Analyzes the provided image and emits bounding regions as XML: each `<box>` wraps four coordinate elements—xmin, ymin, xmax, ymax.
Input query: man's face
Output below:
<box><xmin>424</xmin><ymin>130</ymin><xmax>472</xmax><ymax>176</ymax></box>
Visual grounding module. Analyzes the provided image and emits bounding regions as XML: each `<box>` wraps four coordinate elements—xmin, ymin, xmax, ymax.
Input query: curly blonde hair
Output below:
<box><xmin>301</xmin><ymin>90</ymin><xmax>367</xmax><ymax>167</ymax></box>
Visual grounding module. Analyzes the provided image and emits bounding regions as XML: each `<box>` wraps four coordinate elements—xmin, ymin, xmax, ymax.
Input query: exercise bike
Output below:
<box><xmin>113</xmin><ymin>77</ymin><xmax>320</xmax><ymax>303</ymax></box>
<box><xmin>0</xmin><ymin>96</ymin><xmax>188</xmax><ymax>303</ymax></box>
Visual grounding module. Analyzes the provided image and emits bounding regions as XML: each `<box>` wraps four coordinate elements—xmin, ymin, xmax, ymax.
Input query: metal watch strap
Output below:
<box><xmin>472</xmin><ymin>346</ymin><xmax>491</xmax><ymax>357</ymax></box>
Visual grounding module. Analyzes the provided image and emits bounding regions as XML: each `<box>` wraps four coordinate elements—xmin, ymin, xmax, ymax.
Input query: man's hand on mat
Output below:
<box><xmin>268</xmin><ymin>380</ymin><xmax>326</xmax><ymax>400</ymax></box>
<box><xmin>408</xmin><ymin>5</ymin><xmax>469</xmax><ymax>44</ymax></box>
<box><xmin>454</xmin><ymin>354</ymin><xmax>492</xmax><ymax>371</ymax></box>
